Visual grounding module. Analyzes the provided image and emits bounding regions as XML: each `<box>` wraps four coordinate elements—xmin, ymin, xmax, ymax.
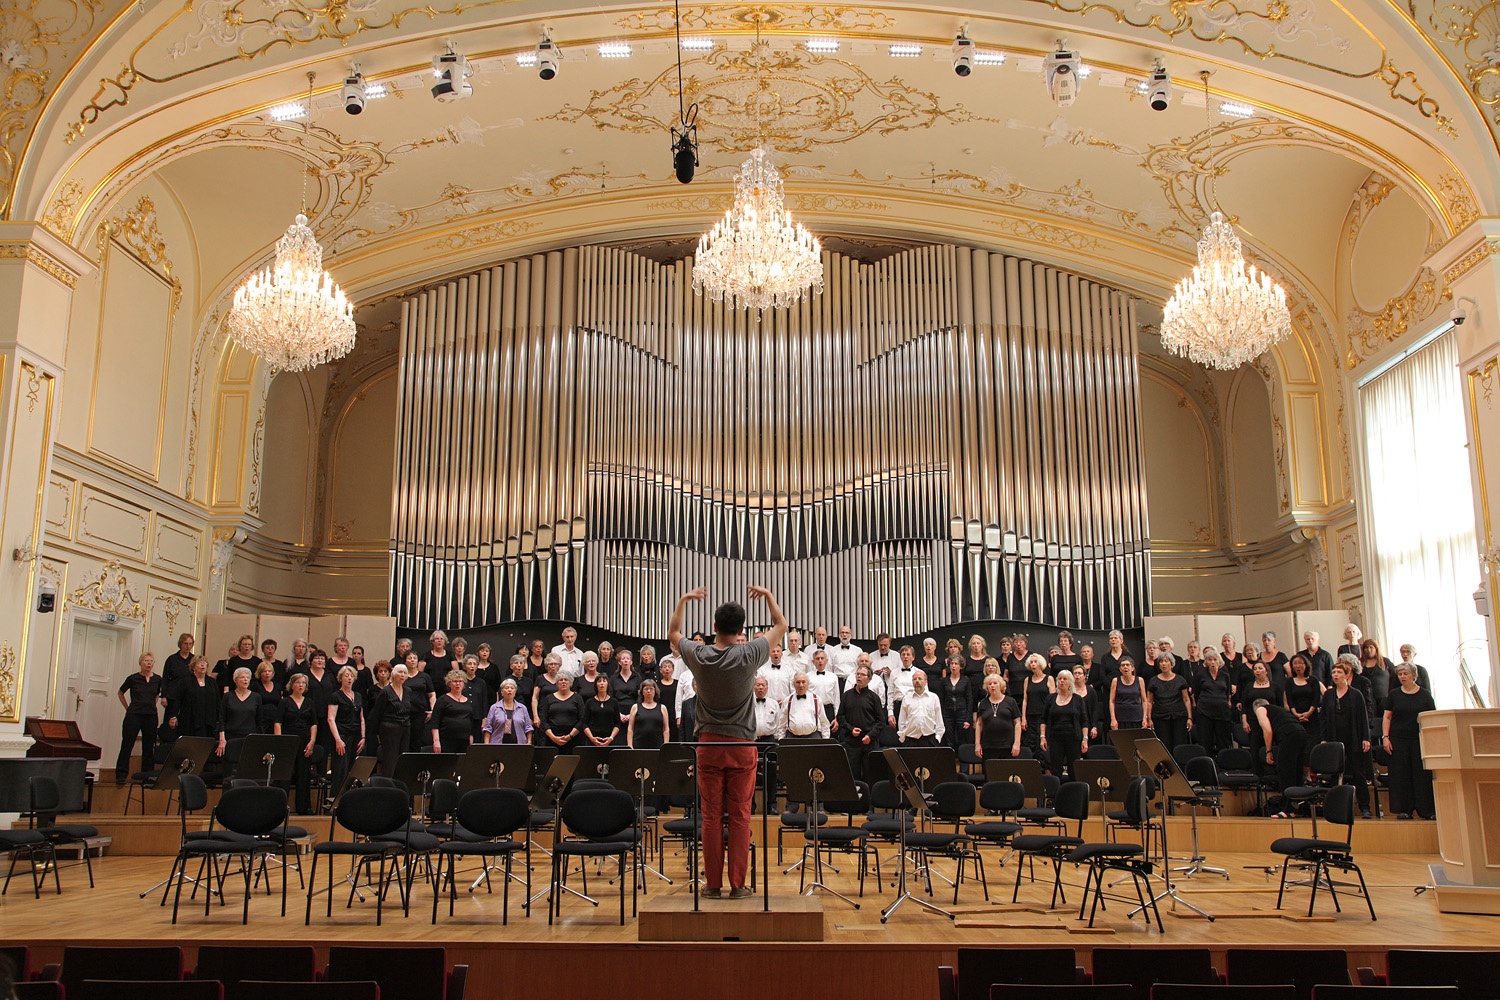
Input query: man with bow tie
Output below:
<box><xmin>751</xmin><ymin>675</ymin><xmax>781</xmax><ymax>811</ymax></box>
<box><xmin>780</xmin><ymin>672</ymin><xmax>829</xmax><ymax>739</ymax></box>
<box><xmin>807</xmin><ymin>649</ymin><xmax>842</xmax><ymax>723</ymax></box>
<box><xmin>756</xmin><ymin>643</ymin><xmax>794</xmax><ymax>703</ymax></box>
<box><xmin>829</xmin><ymin>624</ymin><xmax>863</xmax><ymax>681</ymax></box>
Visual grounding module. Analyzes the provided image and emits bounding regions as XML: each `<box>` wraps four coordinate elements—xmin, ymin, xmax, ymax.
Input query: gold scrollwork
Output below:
<box><xmin>1344</xmin><ymin>266</ymin><xmax>1450</xmax><ymax>368</ymax></box>
<box><xmin>423</xmin><ymin>218</ymin><xmax>542</xmax><ymax>253</ymax></box>
<box><xmin>544</xmin><ymin>44</ymin><xmax>1001</xmax><ymax>155</ymax></box>
<box><xmin>68</xmin><ymin>560</ymin><xmax>147</xmax><ymax>619</ymax></box>
<box><xmin>1441</xmin><ymin>236</ymin><xmax>1500</xmax><ymax>286</ymax></box>
<box><xmin>24</xmin><ymin>366</ymin><xmax>41</xmax><ymax>413</ymax></box>
<box><xmin>97</xmin><ymin>195</ymin><xmax>182</xmax><ymax>310</ymax></box>
<box><xmin>616</xmin><ymin>5</ymin><xmax>896</xmax><ymax>34</ymax></box>
<box><xmin>0</xmin><ymin>640</ymin><xmax>16</xmax><ymax>722</ymax></box>
<box><xmin>150</xmin><ymin>593</ymin><xmax>194</xmax><ymax>634</ymax></box>
<box><xmin>0</xmin><ymin>241</ymin><xmax>79</xmax><ymax>288</ymax></box>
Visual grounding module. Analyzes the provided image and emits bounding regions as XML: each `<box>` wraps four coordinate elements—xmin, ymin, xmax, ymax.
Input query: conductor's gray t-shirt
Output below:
<box><xmin>679</xmin><ymin>636</ymin><xmax>768</xmax><ymax>741</ymax></box>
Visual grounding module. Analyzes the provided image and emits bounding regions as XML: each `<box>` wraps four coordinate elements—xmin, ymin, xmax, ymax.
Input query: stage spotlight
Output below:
<box><xmin>1147</xmin><ymin>60</ymin><xmax>1171</xmax><ymax>111</ymax></box>
<box><xmin>342</xmin><ymin>70</ymin><xmax>367</xmax><ymax>114</ymax></box>
<box><xmin>952</xmin><ymin>32</ymin><xmax>975</xmax><ymax>76</ymax></box>
<box><xmin>537</xmin><ymin>34</ymin><xmax>560</xmax><ymax>80</ymax></box>
<box><xmin>1044</xmin><ymin>41</ymin><xmax>1081</xmax><ymax>106</ymax></box>
<box><xmin>432</xmin><ymin>47</ymin><xmax>472</xmax><ymax>102</ymax></box>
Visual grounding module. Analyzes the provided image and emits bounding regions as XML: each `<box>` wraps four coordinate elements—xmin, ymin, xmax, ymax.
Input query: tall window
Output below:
<box><xmin>1361</xmin><ymin>328</ymin><xmax>1488</xmax><ymax>708</ymax></box>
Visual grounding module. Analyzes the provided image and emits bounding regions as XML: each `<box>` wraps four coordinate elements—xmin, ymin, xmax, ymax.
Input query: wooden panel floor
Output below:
<box><xmin>1</xmin><ymin>846</ymin><xmax>1494</xmax><ymax>1000</ymax></box>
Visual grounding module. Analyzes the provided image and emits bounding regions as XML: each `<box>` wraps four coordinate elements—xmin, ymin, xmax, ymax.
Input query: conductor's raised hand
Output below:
<box><xmin>747</xmin><ymin>585</ymin><xmax>773</xmax><ymax>601</ymax></box>
<box><xmin>683</xmin><ymin>587</ymin><xmax>708</xmax><ymax>602</ymax></box>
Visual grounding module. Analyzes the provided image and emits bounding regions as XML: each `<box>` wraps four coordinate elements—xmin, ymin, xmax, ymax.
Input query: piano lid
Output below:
<box><xmin>24</xmin><ymin>716</ymin><xmax>102</xmax><ymax>760</ymax></box>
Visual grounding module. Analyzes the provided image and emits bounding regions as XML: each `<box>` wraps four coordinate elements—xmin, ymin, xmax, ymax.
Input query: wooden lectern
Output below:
<box><xmin>1420</xmin><ymin>708</ymin><xmax>1500</xmax><ymax>913</ymax></box>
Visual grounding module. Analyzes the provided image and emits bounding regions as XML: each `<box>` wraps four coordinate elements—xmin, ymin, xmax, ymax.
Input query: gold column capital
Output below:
<box><xmin>0</xmin><ymin>223</ymin><xmax>95</xmax><ymax>290</ymax></box>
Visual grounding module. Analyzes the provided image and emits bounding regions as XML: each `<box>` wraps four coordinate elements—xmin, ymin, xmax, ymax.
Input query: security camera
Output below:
<box><xmin>1044</xmin><ymin>42</ymin><xmax>1081</xmax><ymax>106</ymax></box>
<box><xmin>952</xmin><ymin>33</ymin><xmax>974</xmax><ymax>76</ymax></box>
<box><xmin>38</xmin><ymin>580</ymin><xmax>55</xmax><ymax>614</ymax></box>
<box><xmin>431</xmin><ymin>48</ymin><xmax>472</xmax><ymax>102</ymax></box>
<box><xmin>1454</xmin><ymin>296</ymin><xmax>1477</xmax><ymax>326</ymax></box>
<box><xmin>342</xmin><ymin>71</ymin><xmax>366</xmax><ymax>115</ymax></box>
<box><xmin>1147</xmin><ymin>62</ymin><xmax>1171</xmax><ymax>111</ymax></box>
<box><xmin>537</xmin><ymin>36</ymin><xmax>560</xmax><ymax>80</ymax></box>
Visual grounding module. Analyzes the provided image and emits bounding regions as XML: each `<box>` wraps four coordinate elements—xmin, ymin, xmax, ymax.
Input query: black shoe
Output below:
<box><xmin>1397</xmin><ymin>812</ymin><xmax>1411</xmax><ymax>820</ymax></box>
<box><xmin>700</xmin><ymin>887</ymin><xmax>722</xmax><ymax>899</ymax></box>
<box><xmin>729</xmin><ymin>886</ymin><xmax>754</xmax><ymax>899</ymax></box>
<box><xmin>1360</xmin><ymin>809</ymin><xmax>1372</xmax><ymax>819</ymax></box>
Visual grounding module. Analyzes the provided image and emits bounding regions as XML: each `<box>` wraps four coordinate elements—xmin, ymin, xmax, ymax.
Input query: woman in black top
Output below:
<box><xmin>375</xmin><ymin>664</ymin><xmax>414</xmax><ymax>777</ymax></box>
<box><xmin>973</xmin><ymin>674</ymin><xmax>1022</xmax><ymax>760</ymax></box>
<box><xmin>964</xmin><ymin>634</ymin><xmax>990</xmax><ymax>694</ymax></box>
<box><xmin>1145</xmin><ymin>657</ymin><xmax>1192</xmax><ymax>753</ymax></box>
<box><xmin>532</xmin><ymin>657</ymin><xmax>562</xmax><ymax>727</ymax></box>
<box><xmin>275</xmin><ymin>674</ymin><xmax>320</xmax><ymax>815</ymax></box>
<box><xmin>1383</xmin><ymin>663</ymin><xmax>1437</xmax><ymax>818</ymax></box>
<box><xmin>1020</xmin><ymin>654</ymin><xmax>1055</xmax><ymax>759</ymax></box>
<box><xmin>327</xmin><ymin>666</ymin><xmax>365</xmax><ymax>796</ymax></box>
<box><xmin>363</xmin><ymin>660</ymin><xmax>391</xmax><ymax>760</ymax></box>
<box><xmin>1049</xmin><ymin>631</ymin><xmax>1083</xmax><ymax>677</ymax></box>
<box><xmin>461</xmin><ymin>656</ymin><xmax>490</xmax><ymax>744</ymax></box>
<box><xmin>609</xmin><ymin>653</ymin><xmax>643</xmax><ymax>743</ymax></box>
<box><xmin>1041</xmin><ymin>672</ymin><xmax>1090</xmax><ymax>778</ymax></box>
<box><xmin>503</xmin><ymin>655</ymin><xmax>535</xmax><ymax>723</ymax></box>
<box><xmin>424</xmin><ymin>630</ymin><xmax>454</xmax><ymax>677</ymax></box>
<box><xmin>1323</xmin><ymin>657</ymin><xmax>1371</xmax><ymax>817</ymax></box>
<box><xmin>403</xmin><ymin>651</ymin><xmax>436</xmax><ymax>751</ymax></box>
<box><xmin>583</xmin><ymin>675</ymin><xmax>620</xmax><ymax>747</ymax></box>
<box><xmin>430</xmin><ymin>670</ymin><xmax>474</xmax><ymax>755</ymax></box>
<box><xmin>1192</xmin><ymin>651</ymin><xmax>1236</xmax><ymax>757</ymax></box>
<box><xmin>1237</xmin><ymin>660</ymin><xmax>1281</xmax><ymax>766</ymax></box>
<box><xmin>628</xmin><ymin>679</ymin><xmax>669</xmax><ymax>749</ymax></box>
<box><xmin>172</xmin><ymin>656</ymin><xmax>221</xmax><ymax>739</ymax></box>
<box><xmin>1253</xmin><ymin>699</ymin><xmax>1308</xmax><ymax>805</ymax></box>
<box><xmin>540</xmin><ymin>674</ymin><xmax>582</xmax><ymax>751</ymax></box>
<box><xmin>351</xmin><ymin>646</ymin><xmax>374</xmax><ymax>699</ymax></box>
<box><xmin>252</xmin><ymin>661</ymin><xmax>282</xmax><ymax>734</ymax></box>
<box><xmin>217</xmin><ymin>665</ymin><xmax>260</xmax><ymax>776</ymax></box>
<box><xmin>1069</xmin><ymin>667</ymin><xmax>1102</xmax><ymax>742</ymax></box>
<box><xmin>656</xmin><ymin>660</ymin><xmax>680</xmax><ymax>740</ymax></box>
<box><xmin>936</xmin><ymin>656</ymin><xmax>973</xmax><ymax>750</ymax></box>
<box><xmin>1283</xmin><ymin>652</ymin><xmax>1324</xmax><ymax>769</ymax></box>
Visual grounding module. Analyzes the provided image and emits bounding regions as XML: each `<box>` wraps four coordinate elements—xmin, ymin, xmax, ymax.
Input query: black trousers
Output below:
<box><xmin>1272</xmin><ymin>727</ymin><xmax>1308</xmax><ymax>794</ymax></box>
<box><xmin>1336</xmin><ymin>738</ymin><xmax>1371</xmax><ymax>810</ymax></box>
<box><xmin>902</xmin><ymin>734</ymin><xmax>940</xmax><ymax>748</ymax></box>
<box><xmin>1389</xmin><ymin>734</ymin><xmax>1434</xmax><ymax>816</ymax></box>
<box><xmin>841</xmin><ymin>737</ymin><xmax>876</xmax><ymax>783</ymax></box>
<box><xmin>379</xmin><ymin>721</ymin><xmax>409</xmax><ymax>777</ymax></box>
<box><xmin>1154</xmin><ymin>716</ymin><xmax>1190</xmax><ymax>753</ymax></box>
<box><xmin>116</xmin><ymin>713</ymin><xmax>157</xmax><ymax>780</ymax></box>
<box><xmin>1022</xmin><ymin>718</ymin><xmax>1043</xmax><ymax>758</ymax></box>
<box><xmin>329</xmin><ymin>727</ymin><xmax>361</xmax><ymax>796</ymax></box>
<box><xmin>1048</xmin><ymin>730</ymin><xmax>1083</xmax><ymax>779</ymax></box>
<box><xmin>289</xmin><ymin>741</ymin><xmax>317</xmax><ymax>815</ymax></box>
<box><xmin>1199</xmin><ymin>716</ymin><xmax>1234</xmax><ymax>758</ymax></box>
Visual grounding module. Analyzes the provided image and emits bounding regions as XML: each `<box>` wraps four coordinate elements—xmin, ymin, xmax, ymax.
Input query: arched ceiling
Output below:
<box><xmin>7</xmin><ymin>0</ymin><xmax>1494</xmax><ymax>343</ymax></box>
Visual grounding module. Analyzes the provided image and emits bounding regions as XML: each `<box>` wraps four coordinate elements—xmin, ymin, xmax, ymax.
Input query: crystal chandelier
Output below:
<box><xmin>1160</xmin><ymin>72</ymin><xmax>1291</xmax><ymax>369</ymax></box>
<box><xmin>227</xmin><ymin>72</ymin><xmax>356</xmax><ymax>372</ymax></box>
<box><xmin>227</xmin><ymin>213</ymin><xmax>355</xmax><ymax>372</ymax></box>
<box><xmin>692</xmin><ymin>147</ymin><xmax>824</xmax><ymax>310</ymax></box>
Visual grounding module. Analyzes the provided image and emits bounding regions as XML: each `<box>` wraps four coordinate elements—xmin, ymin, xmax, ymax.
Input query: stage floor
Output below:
<box><xmin>2</xmin><ymin>847</ymin><xmax>1494</xmax><ymax>1000</ymax></box>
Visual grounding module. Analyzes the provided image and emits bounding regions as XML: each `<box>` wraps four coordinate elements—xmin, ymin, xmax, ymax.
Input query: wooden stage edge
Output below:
<box><xmin>1</xmin><ymin>854</ymin><xmax>1494</xmax><ymax>1000</ymax></box>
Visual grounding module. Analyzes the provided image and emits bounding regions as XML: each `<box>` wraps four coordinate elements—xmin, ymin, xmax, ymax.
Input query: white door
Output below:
<box><xmin>66</xmin><ymin>620</ymin><xmax>131</xmax><ymax>765</ymax></box>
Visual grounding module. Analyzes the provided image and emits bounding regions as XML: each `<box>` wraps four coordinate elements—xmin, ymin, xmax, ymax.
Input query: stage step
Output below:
<box><xmin>638</xmin><ymin>892</ymin><xmax>824</xmax><ymax>941</ymax></box>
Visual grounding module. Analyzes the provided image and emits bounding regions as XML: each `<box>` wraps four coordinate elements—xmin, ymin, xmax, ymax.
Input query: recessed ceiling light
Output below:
<box><xmin>973</xmin><ymin>50</ymin><xmax>1006</xmax><ymax>65</ymax></box>
<box><xmin>515</xmin><ymin>51</ymin><xmax>538</xmax><ymax>67</ymax></box>
<box><xmin>598</xmin><ymin>41</ymin><xmax>632</xmax><ymax>58</ymax></box>
<box><xmin>269</xmin><ymin>102</ymin><xmax>306</xmax><ymax>121</ymax></box>
<box><xmin>681</xmin><ymin>37</ymin><xmax>715</xmax><ymax>51</ymax></box>
<box><xmin>1218</xmin><ymin>100</ymin><xmax>1254</xmax><ymax>118</ymax></box>
<box><xmin>806</xmin><ymin>38</ymin><xmax>840</xmax><ymax>53</ymax></box>
<box><xmin>889</xmin><ymin>43</ymin><xmax>922</xmax><ymax>57</ymax></box>
<box><xmin>362</xmin><ymin>81</ymin><xmax>387</xmax><ymax>100</ymax></box>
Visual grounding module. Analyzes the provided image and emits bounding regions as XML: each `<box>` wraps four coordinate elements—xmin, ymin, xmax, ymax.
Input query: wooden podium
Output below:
<box><xmin>1420</xmin><ymin>708</ymin><xmax>1500</xmax><ymax>913</ymax></box>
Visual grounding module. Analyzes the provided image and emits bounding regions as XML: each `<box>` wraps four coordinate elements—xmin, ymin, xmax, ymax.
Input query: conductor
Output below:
<box><xmin>669</xmin><ymin>584</ymin><xmax>788</xmax><ymax>899</ymax></box>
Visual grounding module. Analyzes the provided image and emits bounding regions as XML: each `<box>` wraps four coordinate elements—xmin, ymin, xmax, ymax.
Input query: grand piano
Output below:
<box><xmin>0</xmin><ymin>717</ymin><xmax>101</xmax><ymax>813</ymax></box>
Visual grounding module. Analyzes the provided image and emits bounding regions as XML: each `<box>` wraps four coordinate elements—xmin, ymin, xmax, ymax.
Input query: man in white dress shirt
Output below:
<box><xmin>868</xmin><ymin>632</ymin><xmax>900</xmax><ymax>680</ymax></box>
<box><xmin>829</xmin><ymin>624</ymin><xmax>863</xmax><ymax>680</ymax></box>
<box><xmin>756</xmin><ymin>643</ymin><xmax>794</xmax><ymax>704</ymax></box>
<box><xmin>807</xmin><ymin>627</ymin><xmax>833</xmax><ymax>673</ymax></box>
<box><xmin>780</xmin><ymin>672</ymin><xmax>829</xmax><ymax>739</ymax></box>
<box><xmin>897</xmin><ymin>668</ymin><xmax>945</xmax><ymax>746</ymax></box>
<box><xmin>550</xmin><ymin>627</ymin><xmax>585</xmax><ymax>679</ymax></box>
<box><xmin>807</xmin><ymin>649</ymin><xmax>842</xmax><ymax>724</ymax></box>
<box><xmin>783</xmin><ymin>632</ymin><xmax>811</xmax><ymax>675</ymax></box>
<box><xmin>752</xmin><ymin>675</ymin><xmax>781</xmax><ymax>810</ymax></box>
<box><xmin>887</xmin><ymin>644</ymin><xmax>920</xmax><ymax>726</ymax></box>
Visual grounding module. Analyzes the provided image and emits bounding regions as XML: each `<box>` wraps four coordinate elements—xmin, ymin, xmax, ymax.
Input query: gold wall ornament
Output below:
<box><xmin>24</xmin><ymin>366</ymin><xmax>41</xmax><ymax>413</ymax></box>
<box><xmin>544</xmin><ymin>45</ymin><xmax>1001</xmax><ymax>154</ymax></box>
<box><xmin>986</xmin><ymin>216</ymin><xmax>1105</xmax><ymax>251</ymax></box>
<box><xmin>1344</xmin><ymin>173</ymin><xmax>1396</xmax><ymax>243</ymax></box>
<box><xmin>423</xmin><ymin>218</ymin><xmax>541</xmax><ymax>253</ymax></box>
<box><xmin>1438</xmin><ymin>174</ymin><xmax>1480</xmax><ymax>232</ymax></box>
<box><xmin>97</xmin><ymin>195</ymin><xmax>183</xmax><ymax>312</ymax></box>
<box><xmin>0</xmin><ymin>240</ymin><xmax>79</xmax><ymax>287</ymax></box>
<box><xmin>616</xmin><ymin>5</ymin><xmax>895</xmax><ymax>34</ymax></box>
<box><xmin>69</xmin><ymin>560</ymin><xmax>146</xmax><ymax>619</ymax></box>
<box><xmin>150</xmin><ymin>592</ymin><xmax>193</xmax><ymax>634</ymax></box>
<box><xmin>1441</xmin><ymin>235</ymin><xmax>1500</xmax><ymax>286</ymax></box>
<box><xmin>1469</xmin><ymin>355</ymin><xmax>1497</xmax><ymax>406</ymax></box>
<box><xmin>1343</xmin><ymin>265</ymin><xmax>1449</xmax><ymax>367</ymax></box>
<box><xmin>42</xmin><ymin>180</ymin><xmax>84</xmax><ymax>235</ymax></box>
<box><xmin>0</xmin><ymin>0</ymin><xmax>115</xmax><ymax>218</ymax></box>
<box><xmin>0</xmin><ymin>641</ymin><xmax>16</xmax><ymax>723</ymax></box>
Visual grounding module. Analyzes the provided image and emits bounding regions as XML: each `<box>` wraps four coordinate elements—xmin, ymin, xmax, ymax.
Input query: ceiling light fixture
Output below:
<box><xmin>598</xmin><ymin>41</ymin><xmax>632</xmax><ymax>58</ymax></box>
<box><xmin>693</xmin><ymin>17</ymin><xmax>823</xmax><ymax>310</ymax></box>
<box><xmin>536</xmin><ymin>32</ymin><xmax>560</xmax><ymax>80</ymax></box>
<box><xmin>681</xmin><ymin>37</ymin><xmax>715</xmax><ymax>51</ymax></box>
<box><xmin>269</xmin><ymin>102</ymin><xmax>306</xmax><ymax>122</ymax></box>
<box><xmin>227</xmin><ymin>73</ymin><xmax>356</xmax><ymax>373</ymax></box>
<box><xmin>1044</xmin><ymin>41</ymin><xmax>1081</xmax><ymax>105</ymax></box>
<box><xmin>953</xmin><ymin>31</ymin><xmax>975</xmax><ymax>76</ymax></box>
<box><xmin>1218</xmin><ymin>100</ymin><xmax>1255</xmax><ymax>118</ymax></box>
<box><xmin>431</xmin><ymin>45</ymin><xmax>472</xmax><ymax>101</ymax></box>
<box><xmin>1160</xmin><ymin>71</ymin><xmax>1291</xmax><ymax>370</ymax></box>
<box><xmin>973</xmin><ymin>50</ymin><xmax>1006</xmax><ymax>66</ymax></box>
<box><xmin>888</xmin><ymin>43</ymin><xmax>922</xmax><ymax>57</ymax></box>
<box><xmin>805</xmin><ymin>38</ymin><xmax>840</xmax><ymax>53</ymax></box>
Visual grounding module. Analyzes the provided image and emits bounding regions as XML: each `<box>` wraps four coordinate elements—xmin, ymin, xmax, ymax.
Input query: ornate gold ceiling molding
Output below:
<box><xmin>97</xmin><ymin>194</ymin><xmax>182</xmax><ymax>310</ymax></box>
<box><xmin>1343</xmin><ymin>264</ymin><xmax>1449</xmax><ymax>368</ymax></box>
<box><xmin>544</xmin><ymin>44</ymin><xmax>1002</xmax><ymax>154</ymax></box>
<box><xmin>68</xmin><ymin>559</ymin><xmax>146</xmax><ymax>619</ymax></box>
<box><xmin>0</xmin><ymin>0</ymin><xmax>119</xmax><ymax>219</ymax></box>
<box><xmin>616</xmin><ymin>5</ymin><xmax>896</xmax><ymax>33</ymax></box>
<box><xmin>0</xmin><ymin>239</ymin><xmax>77</xmax><ymax>287</ymax></box>
<box><xmin>63</xmin><ymin>0</ymin><xmax>518</xmax><ymax>144</ymax></box>
<box><xmin>1440</xmin><ymin>234</ymin><xmax>1500</xmax><ymax>285</ymax></box>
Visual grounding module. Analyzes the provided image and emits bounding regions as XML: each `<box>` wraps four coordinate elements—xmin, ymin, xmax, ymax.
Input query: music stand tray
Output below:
<box><xmin>880</xmin><ymin>748</ymin><xmax>955</xmax><ymax>923</ymax></box>
<box><xmin>606</xmin><ymin>750</ymin><xmax>659</xmax><ymax>795</ymax></box>
<box><xmin>152</xmin><ymin>737</ymin><xmax>217</xmax><ymax>793</ymax></box>
<box><xmin>573</xmin><ymin>745</ymin><xmax>613</xmax><ymax>781</ymax></box>
<box><xmin>1072</xmin><ymin>760</ymin><xmax>1133</xmax><ymax>802</ymax></box>
<box><xmin>777</xmin><ymin>741</ymin><xmax>862</xmax><ymax>909</ymax></box>
<box><xmin>531</xmin><ymin>755</ymin><xmax>580</xmax><ymax>812</ymax></box>
<box><xmin>459</xmin><ymin>745</ymin><xmax>534</xmax><ymax>790</ymax></box>
<box><xmin>231</xmin><ymin>735</ymin><xmax>302</xmax><ymax>785</ymax></box>
<box><xmin>332</xmin><ymin>755</ymin><xmax>378</xmax><ymax>808</ymax></box>
<box><xmin>1109</xmin><ymin>733</ymin><xmax>1214</xmax><ymax>920</ymax></box>
<box><xmin>527</xmin><ymin>747</ymin><xmax>559</xmax><ymax>794</ymax></box>
<box><xmin>892</xmin><ymin>746</ymin><xmax>960</xmax><ymax>792</ymax></box>
<box><xmin>981</xmin><ymin>758</ymin><xmax>1047</xmax><ymax>805</ymax></box>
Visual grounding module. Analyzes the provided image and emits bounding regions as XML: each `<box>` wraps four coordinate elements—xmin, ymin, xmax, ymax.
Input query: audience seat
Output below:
<box><xmin>957</xmin><ymin>947</ymin><xmax>1083</xmax><ymax>1000</ymax></box>
<box><xmin>239</xmin><ymin>984</ymin><xmax>380</xmax><ymax>1000</ymax></box>
<box><xmin>326</xmin><ymin>946</ymin><xmax>466</xmax><ymax>1000</ymax></box>
<box><xmin>1386</xmin><ymin>950</ymin><xmax>1500</xmax><ymax>999</ymax></box>
<box><xmin>1091</xmin><ymin>948</ymin><xmax>1216</xmax><ymax>1000</ymax></box>
<box><xmin>1155</xmin><ymin>987</ymin><xmax>1299</xmax><ymax>1000</ymax></box>
<box><xmin>78</xmin><ymin>982</ymin><xmax>221</xmax><ymax>1000</ymax></box>
<box><xmin>195</xmin><ymin>945</ymin><xmax>316</xmax><ymax>989</ymax></box>
<box><xmin>59</xmin><ymin>946</ymin><xmax>185</xmax><ymax>996</ymax></box>
<box><xmin>1226</xmin><ymin>949</ymin><xmax>1351</xmax><ymax>1000</ymax></box>
<box><xmin>993</xmin><ymin>986</ymin><xmax>1134</xmax><ymax>1000</ymax></box>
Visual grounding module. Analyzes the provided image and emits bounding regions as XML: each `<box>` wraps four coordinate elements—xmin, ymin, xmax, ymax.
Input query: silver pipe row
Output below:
<box><xmin>390</xmin><ymin>243</ymin><xmax>1149</xmax><ymax>632</ymax></box>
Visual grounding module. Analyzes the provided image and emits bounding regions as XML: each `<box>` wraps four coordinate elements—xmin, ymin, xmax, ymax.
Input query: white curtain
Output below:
<box><xmin>1361</xmin><ymin>328</ymin><xmax>1488</xmax><ymax>708</ymax></box>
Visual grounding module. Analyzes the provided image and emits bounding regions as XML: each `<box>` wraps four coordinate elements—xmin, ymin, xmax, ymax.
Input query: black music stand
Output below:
<box><xmin>134</xmin><ymin>737</ymin><xmax>218</xmax><ymax>900</ymax></box>
<box><xmin>778</xmin><ymin>741</ymin><xmax>861</xmax><ymax>909</ymax></box>
<box><xmin>332</xmin><ymin>755</ymin><xmax>379</xmax><ymax>808</ymax></box>
<box><xmin>608</xmin><ymin>749</ymin><xmax>672</xmax><ymax>889</ymax></box>
<box><xmin>574</xmin><ymin>745</ymin><xmax>613</xmax><ymax>780</ymax></box>
<box><xmin>458</xmin><ymin>745</ymin><xmax>534</xmax><ymax>790</ymax></box>
<box><xmin>896</xmin><ymin>746</ymin><xmax>960</xmax><ymax>798</ymax></box>
<box><xmin>393</xmin><ymin>752</ymin><xmax>461</xmax><ymax>821</ymax></box>
<box><xmin>1073</xmin><ymin>759</ymin><xmax>1133</xmax><ymax>840</ymax></box>
<box><xmin>880</xmin><ymin>748</ymin><xmax>955</xmax><ymax>923</ymax></box>
<box><xmin>526</xmin><ymin>746</ymin><xmax>559</xmax><ymax>794</ymax></box>
<box><xmin>231</xmin><ymin>735</ymin><xmax>300</xmax><ymax>786</ymax></box>
<box><xmin>1110</xmin><ymin>732</ymin><xmax>1214</xmax><ymax>921</ymax></box>
<box><xmin>529</xmin><ymin>754</ymin><xmax>585</xmax><ymax>909</ymax></box>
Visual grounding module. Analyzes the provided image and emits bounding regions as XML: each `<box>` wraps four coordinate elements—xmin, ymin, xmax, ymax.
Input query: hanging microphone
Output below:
<box><xmin>671</xmin><ymin>123</ymin><xmax>698</xmax><ymax>184</ymax></box>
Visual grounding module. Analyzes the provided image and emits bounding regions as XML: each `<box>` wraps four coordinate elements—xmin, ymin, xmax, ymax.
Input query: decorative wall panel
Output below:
<box><xmin>392</xmin><ymin>243</ymin><xmax>1149</xmax><ymax>633</ymax></box>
